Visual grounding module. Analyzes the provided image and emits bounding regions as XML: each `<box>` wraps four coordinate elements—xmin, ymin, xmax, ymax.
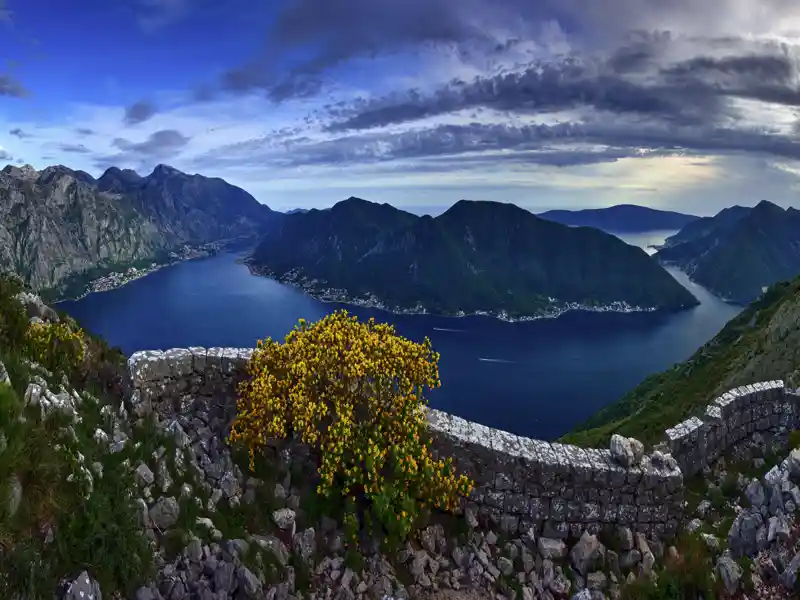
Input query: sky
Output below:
<box><xmin>4</xmin><ymin>1</ymin><xmax>800</xmax><ymax>214</ymax></box>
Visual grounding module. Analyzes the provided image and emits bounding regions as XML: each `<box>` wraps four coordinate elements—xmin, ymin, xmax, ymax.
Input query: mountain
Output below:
<box><xmin>285</xmin><ymin>208</ymin><xmax>309</xmax><ymax>215</ymax></box>
<box><xmin>562</xmin><ymin>276</ymin><xmax>800</xmax><ymax>448</ymax></box>
<box><xmin>96</xmin><ymin>164</ymin><xmax>273</xmax><ymax>242</ymax></box>
<box><xmin>659</xmin><ymin>205</ymin><xmax>751</xmax><ymax>248</ymax></box>
<box><xmin>248</xmin><ymin>197</ymin><xmax>699</xmax><ymax>318</ymax></box>
<box><xmin>654</xmin><ymin>200</ymin><xmax>800</xmax><ymax>303</ymax></box>
<box><xmin>0</xmin><ymin>163</ymin><xmax>274</xmax><ymax>294</ymax></box>
<box><xmin>537</xmin><ymin>204</ymin><xmax>700</xmax><ymax>233</ymax></box>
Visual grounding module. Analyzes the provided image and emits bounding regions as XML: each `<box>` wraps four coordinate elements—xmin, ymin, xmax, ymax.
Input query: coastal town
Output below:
<box><xmin>85</xmin><ymin>243</ymin><xmax>225</xmax><ymax>296</ymax></box>
<box><xmin>248</xmin><ymin>264</ymin><xmax>660</xmax><ymax>322</ymax></box>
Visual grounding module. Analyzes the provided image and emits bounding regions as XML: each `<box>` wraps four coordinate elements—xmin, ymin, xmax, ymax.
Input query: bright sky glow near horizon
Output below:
<box><xmin>4</xmin><ymin>0</ymin><xmax>800</xmax><ymax>214</ymax></box>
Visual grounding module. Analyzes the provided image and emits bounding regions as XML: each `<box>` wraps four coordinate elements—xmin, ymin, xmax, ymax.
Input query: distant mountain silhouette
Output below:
<box><xmin>538</xmin><ymin>204</ymin><xmax>699</xmax><ymax>233</ymax></box>
<box><xmin>659</xmin><ymin>205</ymin><xmax>751</xmax><ymax>248</ymax></box>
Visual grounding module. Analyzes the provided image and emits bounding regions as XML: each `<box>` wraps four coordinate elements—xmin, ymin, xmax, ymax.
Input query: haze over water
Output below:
<box><xmin>60</xmin><ymin>230</ymin><xmax>742</xmax><ymax>441</ymax></box>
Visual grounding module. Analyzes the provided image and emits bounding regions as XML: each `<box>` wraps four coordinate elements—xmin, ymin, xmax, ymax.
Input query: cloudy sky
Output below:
<box><xmin>3</xmin><ymin>0</ymin><xmax>800</xmax><ymax>213</ymax></box>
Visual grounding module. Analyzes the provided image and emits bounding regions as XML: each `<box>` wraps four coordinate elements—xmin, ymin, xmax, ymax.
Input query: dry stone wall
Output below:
<box><xmin>126</xmin><ymin>346</ymin><xmax>799</xmax><ymax>544</ymax></box>
<box><xmin>664</xmin><ymin>381</ymin><xmax>800</xmax><ymax>477</ymax></box>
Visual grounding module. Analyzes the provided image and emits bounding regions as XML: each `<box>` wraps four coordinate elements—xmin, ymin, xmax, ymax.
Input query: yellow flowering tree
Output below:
<box><xmin>230</xmin><ymin>310</ymin><xmax>473</xmax><ymax>544</ymax></box>
<box><xmin>25</xmin><ymin>321</ymin><xmax>86</xmax><ymax>376</ymax></box>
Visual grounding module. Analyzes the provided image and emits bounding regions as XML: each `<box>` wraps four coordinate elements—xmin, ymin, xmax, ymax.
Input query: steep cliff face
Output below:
<box><xmin>0</xmin><ymin>163</ymin><xmax>274</xmax><ymax>291</ymax></box>
<box><xmin>97</xmin><ymin>164</ymin><xmax>273</xmax><ymax>242</ymax></box>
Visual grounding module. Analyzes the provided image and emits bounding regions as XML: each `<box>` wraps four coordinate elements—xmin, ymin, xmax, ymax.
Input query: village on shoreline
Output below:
<box><xmin>67</xmin><ymin>242</ymin><xmax>228</xmax><ymax>302</ymax></box>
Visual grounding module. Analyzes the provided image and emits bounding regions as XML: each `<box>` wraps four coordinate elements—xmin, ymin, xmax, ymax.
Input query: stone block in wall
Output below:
<box><xmin>713</xmin><ymin>389</ymin><xmax>741</xmax><ymax>420</ymax></box>
<box><xmin>128</xmin><ymin>350</ymin><xmax>169</xmax><ymax>385</ymax></box>
<box><xmin>163</xmin><ymin>348</ymin><xmax>194</xmax><ymax>378</ymax></box>
<box><xmin>529</xmin><ymin>497</ymin><xmax>550</xmax><ymax>521</ymax></box>
<box><xmin>189</xmin><ymin>347</ymin><xmax>207</xmax><ymax>372</ymax></box>
<box><xmin>219</xmin><ymin>348</ymin><xmax>241</xmax><ymax>374</ymax></box>
<box><xmin>542</xmin><ymin>521</ymin><xmax>569</xmax><ymax>539</ymax></box>
<box><xmin>664</xmin><ymin>416</ymin><xmax>707</xmax><ymax>476</ymax></box>
<box><xmin>205</xmin><ymin>348</ymin><xmax>225</xmax><ymax>371</ymax></box>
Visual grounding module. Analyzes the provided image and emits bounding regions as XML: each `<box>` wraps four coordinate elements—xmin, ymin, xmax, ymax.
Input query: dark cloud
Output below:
<box><xmin>123</xmin><ymin>100</ymin><xmax>157</xmax><ymax>125</ymax></box>
<box><xmin>9</xmin><ymin>128</ymin><xmax>30</xmax><ymax>139</ymax></box>
<box><xmin>190</xmin><ymin>116</ymin><xmax>800</xmax><ymax>174</ymax></box>
<box><xmin>112</xmin><ymin>129</ymin><xmax>191</xmax><ymax>155</ymax></box>
<box><xmin>215</xmin><ymin>0</ymin><xmax>498</xmax><ymax>102</ymax></box>
<box><xmin>324</xmin><ymin>58</ymin><xmax>702</xmax><ymax>133</ymax></box>
<box><xmin>93</xmin><ymin>130</ymin><xmax>191</xmax><ymax>174</ymax></box>
<box><xmin>660</xmin><ymin>51</ymin><xmax>800</xmax><ymax>107</ymax></box>
<box><xmin>75</xmin><ymin>127</ymin><xmax>95</xmax><ymax>136</ymax></box>
<box><xmin>57</xmin><ymin>143</ymin><xmax>91</xmax><ymax>154</ymax></box>
<box><xmin>322</xmin><ymin>40</ymin><xmax>800</xmax><ymax>134</ymax></box>
<box><xmin>0</xmin><ymin>75</ymin><xmax>26</xmax><ymax>97</ymax></box>
<box><xmin>0</xmin><ymin>149</ymin><xmax>12</xmax><ymax>161</ymax></box>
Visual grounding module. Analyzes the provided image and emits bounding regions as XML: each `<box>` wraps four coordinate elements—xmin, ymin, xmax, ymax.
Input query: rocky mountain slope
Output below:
<box><xmin>562</xmin><ymin>275</ymin><xmax>800</xmax><ymax>449</ymax></box>
<box><xmin>247</xmin><ymin>197</ymin><xmax>699</xmax><ymax>319</ymax></box>
<box><xmin>654</xmin><ymin>201</ymin><xmax>800</xmax><ymax>303</ymax></box>
<box><xmin>538</xmin><ymin>204</ymin><xmax>699</xmax><ymax>233</ymax></box>
<box><xmin>4</xmin><ymin>277</ymin><xmax>800</xmax><ymax>599</ymax></box>
<box><xmin>0</xmin><ymin>163</ymin><xmax>275</xmax><ymax>295</ymax></box>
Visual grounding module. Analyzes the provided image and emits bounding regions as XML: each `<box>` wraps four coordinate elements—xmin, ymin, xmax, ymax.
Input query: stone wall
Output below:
<box><xmin>126</xmin><ymin>346</ymin><xmax>799</xmax><ymax>543</ymax></box>
<box><xmin>664</xmin><ymin>381</ymin><xmax>800</xmax><ymax>477</ymax></box>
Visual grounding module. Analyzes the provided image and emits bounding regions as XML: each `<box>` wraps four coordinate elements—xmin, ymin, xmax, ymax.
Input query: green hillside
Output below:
<box><xmin>561</xmin><ymin>277</ymin><xmax>800</xmax><ymax>448</ymax></box>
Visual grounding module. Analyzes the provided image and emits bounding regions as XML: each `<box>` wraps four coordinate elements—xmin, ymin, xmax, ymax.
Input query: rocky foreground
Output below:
<box><xmin>3</xmin><ymin>293</ymin><xmax>800</xmax><ymax>600</ymax></box>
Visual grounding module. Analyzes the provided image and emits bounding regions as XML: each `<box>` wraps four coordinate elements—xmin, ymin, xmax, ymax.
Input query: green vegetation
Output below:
<box><xmin>249</xmin><ymin>198</ymin><xmax>699</xmax><ymax>318</ymax></box>
<box><xmin>656</xmin><ymin>200</ymin><xmax>800</xmax><ymax>303</ymax></box>
<box><xmin>562</xmin><ymin>276</ymin><xmax>800</xmax><ymax>448</ymax></box>
<box><xmin>0</xmin><ymin>272</ymin><xmax>153</xmax><ymax>597</ymax></box>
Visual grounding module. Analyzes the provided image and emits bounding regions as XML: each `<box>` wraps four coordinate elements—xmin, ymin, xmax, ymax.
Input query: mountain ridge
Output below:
<box><xmin>248</xmin><ymin>197</ymin><xmax>699</xmax><ymax>319</ymax></box>
<box><xmin>654</xmin><ymin>200</ymin><xmax>800</xmax><ymax>303</ymax></box>
<box><xmin>0</xmin><ymin>162</ymin><xmax>275</xmax><ymax>296</ymax></box>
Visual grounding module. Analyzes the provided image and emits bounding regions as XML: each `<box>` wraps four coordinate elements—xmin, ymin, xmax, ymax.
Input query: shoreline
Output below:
<box><xmin>243</xmin><ymin>262</ymin><xmax>677</xmax><ymax>323</ymax></box>
<box><xmin>53</xmin><ymin>243</ymin><xmax>229</xmax><ymax>304</ymax></box>
<box><xmin>658</xmin><ymin>261</ymin><xmax>746</xmax><ymax>306</ymax></box>
<box><xmin>54</xmin><ymin>260</ymin><xmax>179</xmax><ymax>304</ymax></box>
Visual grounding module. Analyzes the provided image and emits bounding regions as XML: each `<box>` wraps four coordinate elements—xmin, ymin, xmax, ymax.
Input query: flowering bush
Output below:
<box><xmin>230</xmin><ymin>310</ymin><xmax>473</xmax><ymax>543</ymax></box>
<box><xmin>25</xmin><ymin>321</ymin><xmax>86</xmax><ymax>376</ymax></box>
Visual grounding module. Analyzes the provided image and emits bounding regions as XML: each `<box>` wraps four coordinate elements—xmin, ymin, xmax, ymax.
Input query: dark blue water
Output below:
<box><xmin>59</xmin><ymin>241</ymin><xmax>742</xmax><ymax>441</ymax></box>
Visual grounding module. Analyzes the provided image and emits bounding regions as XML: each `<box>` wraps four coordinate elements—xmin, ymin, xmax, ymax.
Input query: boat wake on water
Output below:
<box><xmin>432</xmin><ymin>327</ymin><xmax>464</xmax><ymax>332</ymax></box>
<box><xmin>478</xmin><ymin>357</ymin><xmax>516</xmax><ymax>364</ymax></box>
